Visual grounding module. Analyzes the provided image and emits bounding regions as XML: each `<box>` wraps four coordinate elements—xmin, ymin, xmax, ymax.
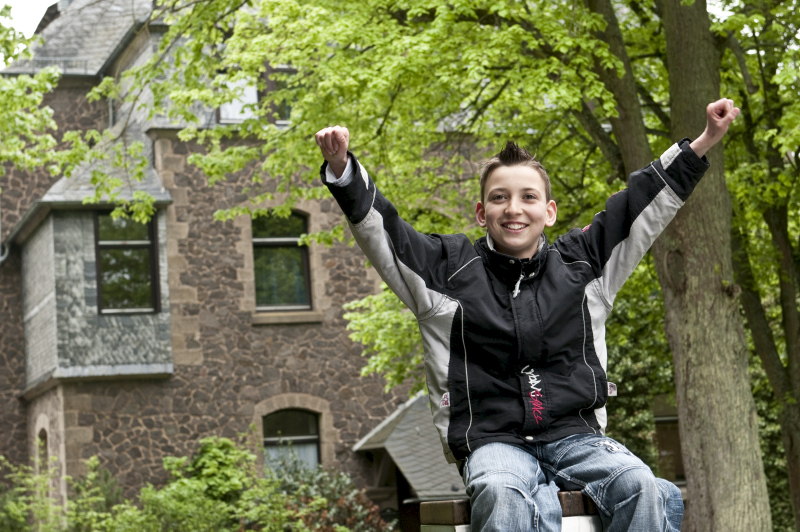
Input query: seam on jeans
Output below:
<box><xmin>594</xmin><ymin>465</ymin><xmax>651</xmax><ymax>515</ymax></box>
<box><xmin>659</xmin><ymin>488</ymin><xmax>668</xmax><ymax>532</ymax></box>
<box><xmin>506</xmin><ymin>485</ymin><xmax>534</xmax><ymax>505</ymax></box>
<box><xmin>598</xmin><ymin>464</ymin><xmax>649</xmax><ymax>490</ymax></box>
<box><xmin>539</xmin><ymin>463</ymin><xmax>611</xmax><ymax>517</ymax></box>
<box><xmin>479</xmin><ymin>468</ymin><xmax>531</xmax><ymax>489</ymax></box>
<box><xmin>553</xmin><ymin>436</ymin><xmax>594</xmax><ymax>463</ymax></box>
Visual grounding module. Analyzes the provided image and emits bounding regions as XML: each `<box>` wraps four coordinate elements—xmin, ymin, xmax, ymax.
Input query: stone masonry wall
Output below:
<box><xmin>27</xmin><ymin>386</ymin><xmax>67</xmax><ymax>502</ymax></box>
<box><xmin>0</xmin><ymin>80</ymin><xmax>108</xmax><ymax>241</ymax></box>
<box><xmin>61</xmin><ymin>135</ymin><xmax>409</xmax><ymax>497</ymax></box>
<box><xmin>51</xmin><ymin>211</ymin><xmax>171</xmax><ymax>373</ymax></box>
<box><xmin>0</xmin><ymin>252</ymin><xmax>29</xmax><ymax>467</ymax></box>
<box><xmin>0</xmin><ymin>79</ymin><xmax>109</xmax><ymax>467</ymax></box>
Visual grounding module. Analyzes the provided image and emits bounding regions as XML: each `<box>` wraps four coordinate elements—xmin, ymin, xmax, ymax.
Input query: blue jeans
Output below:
<box><xmin>462</xmin><ymin>435</ymin><xmax>683</xmax><ymax>532</ymax></box>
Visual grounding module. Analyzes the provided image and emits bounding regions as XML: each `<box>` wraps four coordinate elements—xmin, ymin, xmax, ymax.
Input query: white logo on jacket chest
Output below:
<box><xmin>521</xmin><ymin>366</ymin><xmax>545</xmax><ymax>424</ymax></box>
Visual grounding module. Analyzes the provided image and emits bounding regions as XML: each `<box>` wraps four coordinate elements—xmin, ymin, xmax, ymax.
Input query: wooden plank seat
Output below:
<box><xmin>419</xmin><ymin>491</ymin><xmax>601</xmax><ymax>532</ymax></box>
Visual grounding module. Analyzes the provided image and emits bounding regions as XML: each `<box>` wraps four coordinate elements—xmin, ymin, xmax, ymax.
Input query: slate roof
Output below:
<box><xmin>41</xmin><ymin>122</ymin><xmax>170</xmax><ymax>205</ymax></box>
<box><xmin>5</xmin><ymin>121</ymin><xmax>171</xmax><ymax>245</ymax></box>
<box><xmin>5</xmin><ymin>0</ymin><xmax>152</xmax><ymax>76</ymax></box>
<box><xmin>354</xmin><ymin>394</ymin><xmax>466</xmax><ymax>500</ymax></box>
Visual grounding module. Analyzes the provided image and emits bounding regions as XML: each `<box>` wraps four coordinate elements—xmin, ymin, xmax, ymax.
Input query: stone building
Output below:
<box><xmin>0</xmin><ymin>0</ymin><xmax>469</xmax><ymax>518</ymax></box>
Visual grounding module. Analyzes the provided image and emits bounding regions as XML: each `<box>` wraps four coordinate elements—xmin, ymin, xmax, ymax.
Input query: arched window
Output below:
<box><xmin>252</xmin><ymin>212</ymin><xmax>311</xmax><ymax>311</ymax></box>
<box><xmin>263</xmin><ymin>409</ymin><xmax>319</xmax><ymax>468</ymax></box>
<box><xmin>37</xmin><ymin>428</ymin><xmax>48</xmax><ymax>472</ymax></box>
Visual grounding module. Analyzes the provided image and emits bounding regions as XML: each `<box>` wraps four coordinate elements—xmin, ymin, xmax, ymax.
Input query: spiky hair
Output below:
<box><xmin>479</xmin><ymin>141</ymin><xmax>552</xmax><ymax>203</ymax></box>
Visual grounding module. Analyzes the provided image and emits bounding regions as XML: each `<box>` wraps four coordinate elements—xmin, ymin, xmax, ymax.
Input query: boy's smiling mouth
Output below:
<box><xmin>503</xmin><ymin>222</ymin><xmax>528</xmax><ymax>230</ymax></box>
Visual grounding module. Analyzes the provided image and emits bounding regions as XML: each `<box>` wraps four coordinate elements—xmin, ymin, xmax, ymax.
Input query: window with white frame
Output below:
<box><xmin>252</xmin><ymin>212</ymin><xmax>311</xmax><ymax>311</ymax></box>
<box><xmin>218</xmin><ymin>79</ymin><xmax>259</xmax><ymax>124</ymax></box>
<box><xmin>95</xmin><ymin>213</ymin><xmax>159</xmax><ymax>314</ymax></box>
<box><xmin>263</xmin><ymin>409</ymin><xmax>320</xmax><ymax>468</ymax></box>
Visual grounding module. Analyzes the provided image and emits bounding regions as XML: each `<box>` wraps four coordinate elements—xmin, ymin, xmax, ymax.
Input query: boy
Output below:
<box><xmin>316</xmin><ymin>98</ymin><xmax>739</xmax><ymax>531</ymax></box>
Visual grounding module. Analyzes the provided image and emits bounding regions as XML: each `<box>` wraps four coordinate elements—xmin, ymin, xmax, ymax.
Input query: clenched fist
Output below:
<box><xmin>689</xmin><ymin>99</ymin><xmax>740</xmax><ymax>158</ymax></box>
<box><xmin>315</xmin><ymin>126</ymin><xmax>350</xmax><ymax>179</ymax></box>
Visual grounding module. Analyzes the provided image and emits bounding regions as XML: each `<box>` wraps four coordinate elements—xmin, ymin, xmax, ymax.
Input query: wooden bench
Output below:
<box><xmin>419</xmin><ymin>491</ymin><xmax>601</xmax><ymax>532</ymax></box>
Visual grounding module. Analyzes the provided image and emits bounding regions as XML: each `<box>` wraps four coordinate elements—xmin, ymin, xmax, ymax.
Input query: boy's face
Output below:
<box><xmin>475</xmin><ymin>165</ymin><xmax>557</xmax><ymax>259</ymax></box>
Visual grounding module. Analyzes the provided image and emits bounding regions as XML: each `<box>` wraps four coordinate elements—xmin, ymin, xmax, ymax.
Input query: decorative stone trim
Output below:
<box><xmin>251</xmin><ymin>311</ymin><xmax>324</xmax><ymax>325</ymax></box>
<box><xmin>21</xmin><ymin>364</ymin><xmax>173</xmax><ymax>401</ymax></box>
<box><xmin>253</xmin><ymin>393</ymin><xmax>337</xmax><ymax>469</ymax></box>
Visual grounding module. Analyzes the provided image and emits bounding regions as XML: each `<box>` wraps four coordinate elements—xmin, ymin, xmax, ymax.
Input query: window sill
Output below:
<box><xmin>251</xmin><ymin>311</ymin><xmax>324</xmax><ymax>325</ymax></box>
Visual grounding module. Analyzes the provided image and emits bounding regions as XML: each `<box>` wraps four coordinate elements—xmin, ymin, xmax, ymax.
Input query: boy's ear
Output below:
<box><xmin>475</xmin><ymin>201</ymin><xmax>487</xmax><ymax>227</ymax></box>
<box><xmin>545</xmin><ymin>200</ymin><xmax>557</xmax><ymax>227</ymax></box>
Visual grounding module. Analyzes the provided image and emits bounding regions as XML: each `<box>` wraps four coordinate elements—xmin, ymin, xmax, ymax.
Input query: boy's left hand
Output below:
<box><xmin>690</xmin><ymin>99</ymin><xmax>740</xmax><ymax>158</ymax></box>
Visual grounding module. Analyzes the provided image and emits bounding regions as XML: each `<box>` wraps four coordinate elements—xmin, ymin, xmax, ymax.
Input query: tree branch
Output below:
<box><xmin>636</xmin><ymin>83</ymin><xmax>671</xmax><ymax>132</ymax></box>
<box><xmin>763</xmin><ymin>205</ymin><xmax>800</xmax><ymax>397</ymax></box>
<box><xmin>571</xmin><ymin>102</ymin><xmax>625</xmax><ymax>183</ymax></box>
<box><xmin>726</xmin><ymin>33</ymin><xmax>759</xmax><ymax>95</ymax></box>
<box><xmin>731</xmin><ymin>226</ymin><xmax>791</xmax><ymax>402</ymax></box>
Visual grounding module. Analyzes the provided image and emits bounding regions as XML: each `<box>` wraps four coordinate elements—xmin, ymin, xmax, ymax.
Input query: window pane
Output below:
<box><xmin>252</xmin><ymin>214</ymin><xmax>304</xmax><ymax>238</ymax></box>
<box><xmin>655</xmin><ymin>420</ymin><xmax>685</xmax><ymax>483</ymax></box>
<box><xmin>254</xmin><ymin>246</ymin><xmax>309</xmax><ymax>307</ymax></box>
<box><xmin>265</xmin><ymin>442</ymin><xmax>318</xmax><ymax>469</ymax></box>
<box><xmin>264</xmin><ymin>410</ymin><xmax>318</xmax><ymax>438</ymax></box>
<box><xmin>100</xmin><ymin>248</ymin><xmax>153</xmax><ymax>309</ymax></box>
<box><xmin>273</xmin><ymin>78</ymin><xmax>292</xmax><ymax>121</ymax></box>
<box><xmin>98</xmin><ymin>214</ymin><xmax>149</xmax><ymax>241</ymax></box>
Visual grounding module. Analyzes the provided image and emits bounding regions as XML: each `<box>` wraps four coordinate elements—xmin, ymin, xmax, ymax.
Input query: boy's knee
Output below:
<box><xmin>470</xmin><ymin>469</ymin><xmax>531</xmax><ymax>502</ymax></box>
<box><xmin>656</xmin><ymin>478</ymin><xmax>681</xmax><ymax>500</ymax></box>
<box><xmin>608</xmin><ymin>466</ymin><xmax>661</xmax><ymax>502</ymax></box>
<box><xmin>469</xmin><ymin>471</ymin><xmax>561</xmax><ymax>532</ymax></box>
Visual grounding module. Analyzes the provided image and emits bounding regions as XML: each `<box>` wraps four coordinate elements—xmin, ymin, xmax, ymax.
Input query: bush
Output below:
<box><xmin>267</xmin><ymin>450</ymin><xmax>394</xmax><ymax>532</ymax></box>
<box><xmin>0</xmin><ymin>435</ymin><xmax>393</xmax><ymax>532</ymax></box>
<box><xmin>0</xmin><ymin>454</ymin><xmax>64</xmax><ymax>532</ymax></box>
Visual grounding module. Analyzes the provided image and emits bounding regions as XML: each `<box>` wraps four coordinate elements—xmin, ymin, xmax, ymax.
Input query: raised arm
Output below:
<box><xmin>689</xmin><ymin>99</ymin><xmax>740</xmax><ymax>158</ymax></box>
<box><xmin>314</xmin><ymin>126</ymin><xmax>462</xmax><ymax>319</ymax></box>
<box><xmin>573</xmin><ymin>99</ymin><xmax>739</xmax><ymax>307</ymax></box>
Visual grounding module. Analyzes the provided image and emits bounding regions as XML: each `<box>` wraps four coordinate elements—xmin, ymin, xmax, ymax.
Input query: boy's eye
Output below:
<box><xmin>491</xmin><ymin>194</ymin><xmax>506</xmax><ymax>201</ymax></box>
<box><xmin>524</xmin><ymin>194</ymin><xmax>537</xmax><ymax>200</ymax></box>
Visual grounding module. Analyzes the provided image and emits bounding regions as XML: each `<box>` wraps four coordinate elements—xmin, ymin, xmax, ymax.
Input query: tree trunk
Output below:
<box><xmin>656</xmin><ymin>0</ymin><xmax>772</xmax><ymax>529</ymax></box>
<box><xmin>581</xmin><ymin>0</ymin><xmax>772</xmax><ymax>526</ymax></box>
<box><xmin>733</xmin><ymin>212</ymin><xmax>800</xmax><ymax>530</ymax></box>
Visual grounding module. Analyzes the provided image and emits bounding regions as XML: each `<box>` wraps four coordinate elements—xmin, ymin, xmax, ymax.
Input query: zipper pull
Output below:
<box><xmin>512</xmin><ymin>272</ymin><xmax>524</xmax><ymax>298</ymax></box>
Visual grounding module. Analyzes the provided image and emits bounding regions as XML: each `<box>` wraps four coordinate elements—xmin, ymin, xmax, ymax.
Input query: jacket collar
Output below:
<box><xmin>478</xmin><ymin>233</ymin><xmax>549</xmax><ymax>285</ymax></box>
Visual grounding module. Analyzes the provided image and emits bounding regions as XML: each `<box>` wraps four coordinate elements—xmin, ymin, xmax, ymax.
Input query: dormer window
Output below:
<box><xmin>218</xmin><ymin>79</ymin><xmax>258</xmax><ymax>124</ymax></box>
<box><xmin>95</xmin><ymin>213</ymin><xmax>159</xmax><ymax>314</ymax></box>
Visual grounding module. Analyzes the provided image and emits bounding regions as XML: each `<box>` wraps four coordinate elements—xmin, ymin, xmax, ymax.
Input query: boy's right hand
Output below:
<box><xmin>315</xmin><ymin>126</ymin><xmax>350</xmax><ymax>179</ymax></box>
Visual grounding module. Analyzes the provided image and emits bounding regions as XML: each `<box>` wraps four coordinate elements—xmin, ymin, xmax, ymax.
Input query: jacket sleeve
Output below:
<box><xmin>573</xmin><ymin>138</ymin><xmax>709</xmax><ymax>306</ymax></box>
<box><xmin>321</xmin><ymin>153</ymin><xmax>449</xmax><ymax>318</ymax></box>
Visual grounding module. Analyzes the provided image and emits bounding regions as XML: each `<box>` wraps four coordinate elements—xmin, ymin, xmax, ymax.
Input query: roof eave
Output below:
<box><xmin>4</xmin><ymin>197</ymin><xmax>173</xmax><ymax>248</ymax></box>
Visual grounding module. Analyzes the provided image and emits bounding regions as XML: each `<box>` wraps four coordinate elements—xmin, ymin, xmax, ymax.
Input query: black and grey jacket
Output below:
<box><xmin>322</xmin><ymin>139</ymin><xmax>709</xmax><ymax>464</ymax></box>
